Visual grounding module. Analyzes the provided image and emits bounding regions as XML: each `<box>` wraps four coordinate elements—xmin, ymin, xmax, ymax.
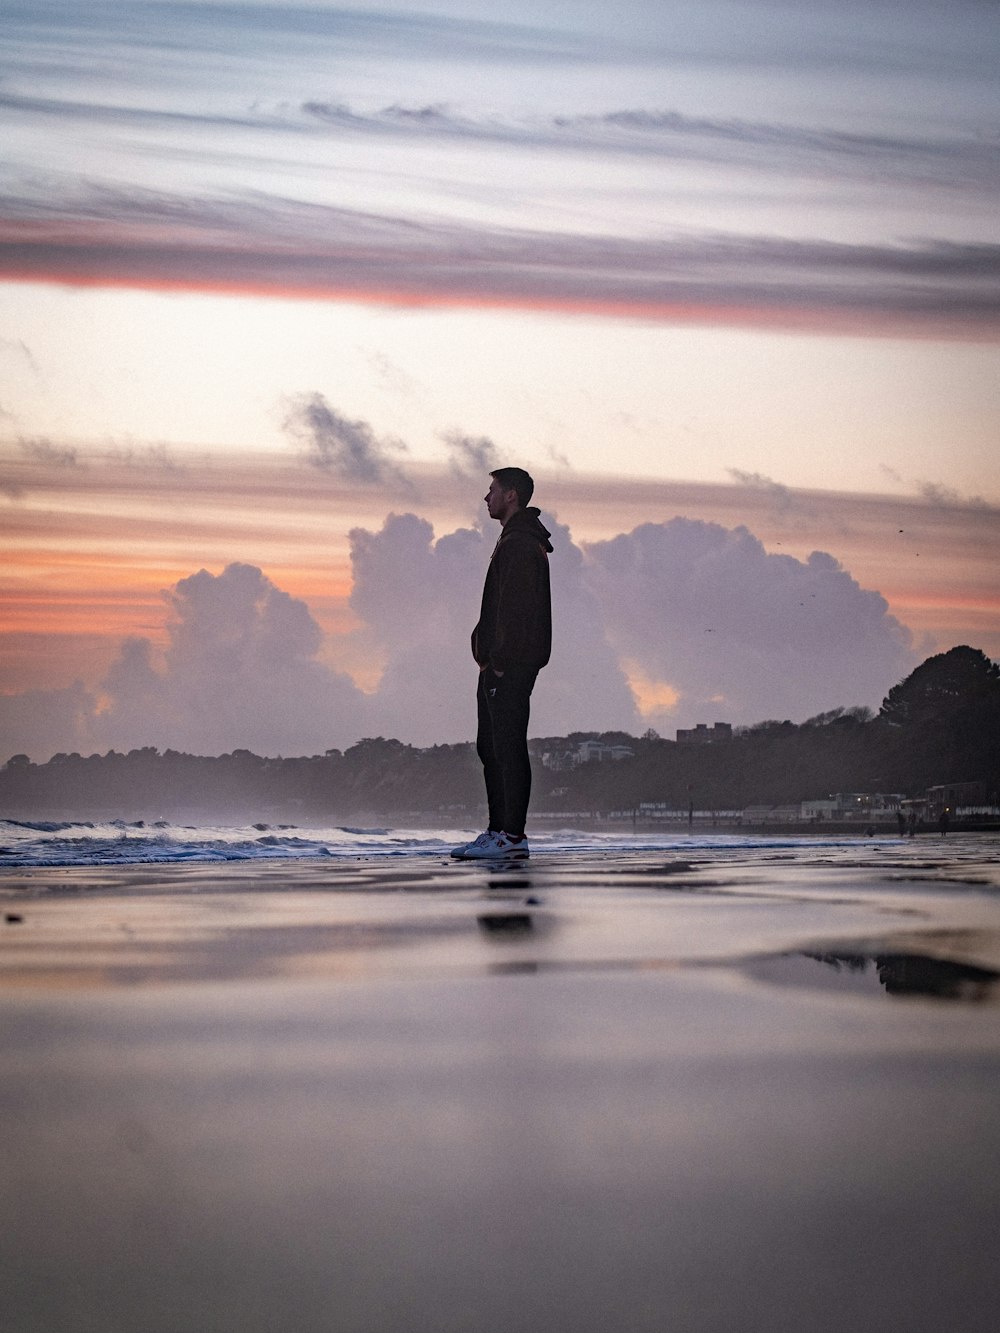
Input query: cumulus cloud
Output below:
<box><xmin>583</xmin><ymin>518</ymin><xmax>915</xmax><ymax>727</ymax></box>
<box><xmin>283</xmin><ymin>393</ymin><xmax>407</xmax><ymax>484</ymax></box>
<box><xmin>0</xmin><ymin>514</ymin><xmax>927</xmax><ymax>761</ymax></box>
<box><xmin>93</xmin><ymin>563</ymin><xmax>368</xmax><ymax>756</ymax></box>
<box><xmin>346</xmin><ymin>510</ymin><xmax>638</xmax><ymax>745</ymax></box>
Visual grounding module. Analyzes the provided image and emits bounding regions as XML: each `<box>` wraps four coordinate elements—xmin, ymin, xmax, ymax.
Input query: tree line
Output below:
<box><xmin>2</xmin><ymin>646</ymin><xmax>997</xmax><ymax>823</ymax></box>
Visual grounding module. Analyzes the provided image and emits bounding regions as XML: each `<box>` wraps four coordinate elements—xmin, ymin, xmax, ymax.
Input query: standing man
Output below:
<box><xmin>452</xmin><ymin>467</ymin><xmax>552</xmax><ymax>860</ymax></box>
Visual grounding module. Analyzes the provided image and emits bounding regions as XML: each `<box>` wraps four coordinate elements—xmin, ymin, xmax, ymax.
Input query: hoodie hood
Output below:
<box><xmin>503</xmin><ymin>506</ymin><xmax>553</xmax><ymax>553</ymax></box>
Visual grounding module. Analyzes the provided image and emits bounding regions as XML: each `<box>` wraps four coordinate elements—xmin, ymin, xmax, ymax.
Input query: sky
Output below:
<box><xmin>1</xmin><ymin>0</ymin><xmax>998</xmax><ymax>760</ymax></box>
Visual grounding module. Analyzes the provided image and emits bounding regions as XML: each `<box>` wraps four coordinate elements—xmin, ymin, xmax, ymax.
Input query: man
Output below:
<box><xmin>452</xmin><ymin>467</ymin><xmax>552</xmax><ymax>860</ymax></box>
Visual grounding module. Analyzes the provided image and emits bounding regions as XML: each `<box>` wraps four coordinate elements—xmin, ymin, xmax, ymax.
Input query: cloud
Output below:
<box><xmin>282</xmin><ymin>393</ymin><xmax>407</xmax><ymax>484</ymax></box>
<box><xmin>299</xmin><ymin>101</ymin><xmax>1000</xmax><ymax>194</ymax></box>
<box><xmin>0</xmin><ymin>337</ymin><xmax>40</xmax><ymax>376</ymax></box>
<box><xmin>583</xmin><ymin>517</ymin><xmax>916</xmax><ymax>725</ymax></box>
<box><xmin>7</xmin><ymin>79</ymin><xmax>998</xmax><ymax>192</ymax></box>
<box><xmin>1</xmin><ymin>185</ymin><xmax>997</xmax><ymax>338</ymax></box>
<box><xmin>345</xmin><ymin>510</ymin><xmax>638</xmax><ymax>745</ymax></box>
<box><xmin>3</xmin><ymin>5</ymin><xmax>619</xmax><ymax>86</ymax></box>
<box><xmin>105</xmin><ymin>442</ymin><xmax>181</xmax><ymax>472</ymax></box>
<box><xmin>92</xmin><ymin>563</ymin><xmax>368</xmax><ymax>757</ymax></box>
<box><xmin>7</xmin><ymin>185</ymin><xmax>1000</xmax><ymax>341</ymax></box>
<box><xmin>726</xmin><ymin>468</ymin><xmax>797</xmax><ymax>514</ymax></box>
<box><xmin>918</xmin><ymin>481</ymin><xmax>994</xmax><ymax>512</ymax></box>
<box><xmin>442</xmin><ymin>430</ymin><xmax>500</xmax><ymax>479</ymax></box>
<box><xmin>1</xmin><ymin>498</ymin><xmax>985</xmax><ymax>761</ymax></box>
<box><xmin>19</xmin><ymin>437</ymin><xmax>79</xmax><ymax>467</ymax></box>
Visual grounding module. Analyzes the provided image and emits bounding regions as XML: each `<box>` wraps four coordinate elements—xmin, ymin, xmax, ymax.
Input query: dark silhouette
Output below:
<box><xmin>453</xmin><ymin>468</ymin><xmax>552</xmax><ymax>860</ymax></box>
<box><xmin>806</xmin><ymin>951</ymin><xmax>1000</xmax><ymax>1002</ymax></box>
<box><xmin>879</xmin><ymin>645</ymin><xmax>999</xmax><ymax>729</ymax></box>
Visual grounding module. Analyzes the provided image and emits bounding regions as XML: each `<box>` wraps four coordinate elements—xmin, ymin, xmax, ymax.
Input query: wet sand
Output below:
<box><xmin>2</xmin><ymin>839</ymin><xmax>1000</xmax><ymax>1331</ymax></box>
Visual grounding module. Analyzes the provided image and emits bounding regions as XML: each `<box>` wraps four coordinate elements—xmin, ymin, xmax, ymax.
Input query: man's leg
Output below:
<box><xmin>476</xmin><ymin>670</ymin><xmax>505</xmax><ymax>832</ymax></box>
<box><xmin>482</xmin><ymin>666</ymin><xmax>537</xmax><ymax>837</ymax></box>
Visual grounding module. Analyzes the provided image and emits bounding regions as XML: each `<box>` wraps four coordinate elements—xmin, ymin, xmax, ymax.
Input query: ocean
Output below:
<box><xmin>0</xmin><ymin>816</ymin><xmax>932</xmax><ymax>868</ymax></box>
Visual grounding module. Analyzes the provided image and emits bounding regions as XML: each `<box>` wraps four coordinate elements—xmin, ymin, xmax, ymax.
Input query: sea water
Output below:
<box><xmin>0</xmin><ymin>817</ymin><xmax>918</xmax><ymax>868</ymax></box>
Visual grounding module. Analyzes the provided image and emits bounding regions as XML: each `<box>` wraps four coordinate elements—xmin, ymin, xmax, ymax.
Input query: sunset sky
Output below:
<box><xmin>1</xmin><ymin>0</ymin><xmax>998</xmax><ymax>760</ymax></box>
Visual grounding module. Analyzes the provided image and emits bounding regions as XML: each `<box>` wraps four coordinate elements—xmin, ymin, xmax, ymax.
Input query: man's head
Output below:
<box><xmin>485</xmin><ymin>467</ymin><xmax>534</xmax><ymax>524</ymax></box>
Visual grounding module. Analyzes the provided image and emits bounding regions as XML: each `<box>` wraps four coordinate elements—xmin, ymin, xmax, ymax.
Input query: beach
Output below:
<box><xmin>2</xmin><ymin>835</ymin><xmax>1000</xmax><ymax>1331</ymax></box>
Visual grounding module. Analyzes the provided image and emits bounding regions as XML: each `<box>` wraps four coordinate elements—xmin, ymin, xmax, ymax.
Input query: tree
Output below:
<box><xmin>879</xmin><ymin>646</ymin><xmax>1000</xmax><ymax>728</ymax></box>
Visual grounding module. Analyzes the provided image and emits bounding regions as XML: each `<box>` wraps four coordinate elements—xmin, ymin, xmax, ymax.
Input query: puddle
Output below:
<box><xmin>741</xmin><ymin>950</ymin><xmax>1000</xmax><ymax>1003</ymax></box>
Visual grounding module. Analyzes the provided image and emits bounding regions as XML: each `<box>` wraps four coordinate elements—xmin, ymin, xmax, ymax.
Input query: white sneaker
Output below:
<box><xmin>494</xmin><ymin>831</ymin><xmax>529</xmax><ymax>859</ymax></box>
<box><xmin>450</xmin><ymin>830</ymin><xmax>499</xmax><ymax>858</ymax></box>
<box><xmin>450</xmin><ymin>830</ymin><xmax>529</xmax><ymax>859</ymax></box>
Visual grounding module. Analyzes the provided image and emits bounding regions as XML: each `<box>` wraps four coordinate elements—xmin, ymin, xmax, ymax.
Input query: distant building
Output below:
<box><xmin>574</xmin><ymin>739</ymin><xmax>635</xmax><ymax>764</ymax></box>
<box><xmin>802</xmin><ymin>793</ymin><xmax>904</xmax><ymax>821</ymax></box>
<box><xmin>540</xmin><ymin>740</ymin><xmax>634</xmax><ymax>770</ymax></box>
<box><xmin>925</xmin><ymin>781</ymin><xmax>987</xmax><ymax>815</ymax></box>
<box><xmin>675</xmin><ymin>722</ymin><xmax>732</xmax><ymax>745</ymax></box>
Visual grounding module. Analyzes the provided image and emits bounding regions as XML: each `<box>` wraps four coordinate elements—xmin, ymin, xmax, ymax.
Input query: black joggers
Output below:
<box><xmin>476</xmin><ymin>664</ymin><xmax>539</xmax><ymax>838</ymax></box>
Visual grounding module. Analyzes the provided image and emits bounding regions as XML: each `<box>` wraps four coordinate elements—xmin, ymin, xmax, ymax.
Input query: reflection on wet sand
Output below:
<box><xmin>816</xmin><ymin>951</ymin><xmax>1000</xmax><ymax>1001</ymax></box>
<box><xmin>2</xmin><ymin>843</ymin><xmax>1000</xmax><ymax>1332</ymax></box>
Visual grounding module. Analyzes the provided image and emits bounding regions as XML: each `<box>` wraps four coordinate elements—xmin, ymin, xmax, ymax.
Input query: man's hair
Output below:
<box><xmin>491</xmin><ymin>466</ymin><xmax>534</xmax><ymax>508</ymax></box>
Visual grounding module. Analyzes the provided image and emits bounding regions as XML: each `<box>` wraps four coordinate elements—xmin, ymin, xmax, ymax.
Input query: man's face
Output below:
<box><xmin>485</xmin><ymin>477</ymin><xmax>518</xmax><ymax>523</ymax></box>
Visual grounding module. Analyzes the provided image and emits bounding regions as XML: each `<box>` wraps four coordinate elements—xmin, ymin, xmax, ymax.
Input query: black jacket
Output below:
<box><xmin>471</xmin><ymin>508</ymin><xmax>553</xmax><ymax>672</ymax></box>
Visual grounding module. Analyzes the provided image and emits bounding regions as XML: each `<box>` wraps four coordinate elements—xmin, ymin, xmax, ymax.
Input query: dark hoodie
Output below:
<box><xmin>471</xmin><ymin>507</ymin><xmax>553</xmax><ymax>673</ymax></box>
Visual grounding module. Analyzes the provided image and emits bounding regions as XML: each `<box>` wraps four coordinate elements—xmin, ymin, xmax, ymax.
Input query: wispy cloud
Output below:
<box><xmin>5</xmin><ymin>85</ymin><xmax>997</xmax><ymax>194</ymax></box>
<box><xmin>282</xmin><ymin>393</ymin><xmax>408</xmax><ymax>485</ymax></box>
<box><xmin>442</xmin><ymin>430</ymin><xmax>499</xmax><ymax>479</ymax></box>
<box><xmin>19</xmin><ymin>437</ymin><xmax>79</xmax><ymax>467</ymax></box>
<box><xmin>0</xmin><ymin>336</ymin><xmax>40</xmax><ymax>375</ymax></box>
<box><xmin>918</xmin><ymin>481</ymin><xmax>995</xmax><ymax>511</ymax></box>
<box><xmin>2</xmin><ymin>1</ymin><xmax>618</xmax><ymax>78</ymax></box>
<box><xmin>299</xmin><ymin>101</ymin><xmax>1000</xmax><ymax>193</ymax></box>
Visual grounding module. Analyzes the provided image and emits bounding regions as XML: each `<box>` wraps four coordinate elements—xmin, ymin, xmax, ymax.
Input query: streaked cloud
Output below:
<box><xmin>3</xmin><ymin>2</ymin><xmax>996</xmax><ymax>341</ymax></box>
<box><xmin>2</xmin><ymin>194</ymin><xmax>996</xmax><ymax>337</ymax></box>
<box><xmin>298</xmin><ymin>101</ymin><xmax>1000</xmax><ymax>193</ymax></box>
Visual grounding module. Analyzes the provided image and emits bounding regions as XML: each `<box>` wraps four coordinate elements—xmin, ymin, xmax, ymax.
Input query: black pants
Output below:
<box><xmin>476</xmin><ymin>665</ymin><xmax>538</xmax><ymax>838</ymax></box>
